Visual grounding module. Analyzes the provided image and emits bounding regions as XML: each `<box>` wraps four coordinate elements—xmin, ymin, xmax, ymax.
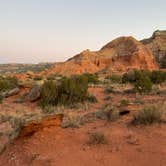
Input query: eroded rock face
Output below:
<box><xmin>46</xmin><ymin>36</ymin><xmax>158</xmax><ymax>76</ymax></box>
<box><xmin>19</xmin><ymin>114</ymin><xmax>63</xmax><ymax>137</ymax></box>
<box><xmin>98</xmin><ymin>37</ymin><xmax>158</xmax><ymax>71</ymax></box>
<box><xmin>0</xmin><ymin>113</ymin><xmax>63</xmax><ymax>154</ymax></box>
<box><xmin>141</xmin><ymin>30</ymin><xmax>166</xmax><ymax>68</ymax></box>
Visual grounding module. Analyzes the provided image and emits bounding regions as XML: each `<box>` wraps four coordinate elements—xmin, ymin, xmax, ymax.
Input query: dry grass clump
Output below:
<box><xmin>120</xmin><ymin>99</ymin><xmax>130</xmax><ymax>106</ymax></box>
<box><xmin>104</xmin><ymin>86</ymin><xmax>114</xmax><ymax>93</ymax></box>
<box><xmin>87</xmin><ymin>132</ymin><xmax>108</xmax><ymax>145</ymax></box>
<box><xmin>133</xmin><ymin>105</ymin><xmax>163</xmax><ymax>125</ymax></box>
<box><xmin>61</xmin><ymin>115</ymin><xmax>84</xmax><ymax>128</ymax></box>
<box><xmin>86</xmin><ymin>94</ymin><xmax>98</xmax><ymax>103</ymax></box>
<box><xmin>101</xmin><ymin>104</ymin><xmax>120</xmax><ymax>121</ymax></box>
<box><xmin>0</xmin><ymin>76</ymin><xmax>18</xmax><ymax>92</ymax></box>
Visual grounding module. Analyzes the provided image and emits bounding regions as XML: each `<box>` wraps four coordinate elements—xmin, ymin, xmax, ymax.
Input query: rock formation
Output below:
<box><xmin>46</xmin><ymin>36</ymin><xmax>158</xmax><ymax>76</ymax></box>
<box><xmin>141</xmin><ymin>30</ymin><xmax>166</xmax><ymax>68</ymax></box>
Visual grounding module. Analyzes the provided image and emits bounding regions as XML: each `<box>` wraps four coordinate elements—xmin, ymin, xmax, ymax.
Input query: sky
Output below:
<box><xmin>0</xmin><ymin>0</ymin><xmax>165</xmax><ymax>64</ymax></box>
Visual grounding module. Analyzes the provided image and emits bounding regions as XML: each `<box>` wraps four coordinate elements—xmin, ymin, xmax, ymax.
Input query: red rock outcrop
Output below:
<box><xmin>45</xmin><ymin>36</ymin><xmax>158</xmax><ymax>76</ymax></box>
<box><xmin>19</xmin><ymin>114</ymin><xmax>63</xmax><ymax>137</ymax></box>
<box><xmin>141</xmin><ymin>30</ymin><xmax>166</xmax><ymax>68</ymax></box>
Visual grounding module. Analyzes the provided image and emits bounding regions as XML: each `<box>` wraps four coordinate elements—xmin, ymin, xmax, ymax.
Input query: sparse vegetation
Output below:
<box><xmin>62</xmin><ymin>115</ymin><xmax>84</xmax><ymax>128</ymax></box>
<box><xmin>34</xmin><ymin>76</ymin><xmax>43</xmax><ymax>81</ymax></box>
<box><xmin>134</xmin><ymin>70</ymin><xmax>153</xmax><ymax>94</ymax></box>
<box><xmin>133</xmin><ymin>106</ymin><xmax>162</xmax><ymax>125</ymax></box>
<box><xmin>120</xmin><ymin>99</ymin><xmax>130</xmax><ymax>106</ymax></box>
<box><xmin>106</xmin><ymin>74</ymin><xmax>122</xmax><ymax>83</ymax></box>
<box><xmin>106</xmin><ymin>108</ymin><xmax>120</xmax><ymax>121</ymax></box>
<box><xmin>134</xmin><ymin>98</ymin><xmax>145</xmax><ymax>105</ymax></box>
<box><xmin>151</xmin><ymin>71</ymin><xmax>166</xmax><ymax>84</ymax></box>
<box><xmin>43</xmin><ymin>106</ymin><xmax>56</xmax><ymax>114</ymax></box>
<box><xmin>0</xmin><ymin>95</ymin><xmax>3</xmax><ymax>104</ymax></box>
<box><xmin>104</xmin><ymin>86</ymin><xmax>114</xmax><ymax>93</ymax></box>
<box><xmin>39</xmin><ymin>80</ymin><xmax>58</xmax><ymax>108</ymax></box>
<box><xmin>0</xmin><ymin>76</ymin><xmax>18</xmax><ymax>92</ymax></box>
<box><xmin>87</xmin><ymin>132</ymin><xmax>107</xmax><ymax>145</ymax></box>
<box><xmin>86</xmin><ymin>94</ymin><xmax>98</xmax><ymax>103</ymax></box>
<box><xmin>161</xmin><ymin>54</ymin><xmax>166</xmax><ymax>68</ymax></box>
<box><xmin>47</xmin><ymin>75</ymin><xmax>55</xmax><ymax>80</ymax></box>
<box><xmin>104</xmin><ymin>96</ymin><xmax>111</xmax><ymax>101</ymax></box>
<box><xmin>122</xmin><ymin>71</ymin><xmax>136</xmax><ymax>83</ymax></box>
<box><xmin>40</xmin><ymin>75</ymin><xmax>88</xmax><ymax>108</ymax></box>
<box><xmin>122</xmin><ymin>70</ymin><xmax>166</xmax><ymax>85</ymax></box>
<box><xmin>101</xmin><ymin>104</ymin><xmax>120</xmax><ymax>121</ymax></box>
<box><xmin>81</xmin><ymin>73</ymin><xmax>99</xmax><ymax>84</ymax></box>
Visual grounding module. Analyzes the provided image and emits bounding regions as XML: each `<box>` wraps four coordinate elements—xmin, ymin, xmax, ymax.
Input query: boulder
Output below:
<box><xmin>5</xmin><ymin>87</ymin><xmax>20</xmax><ymax>98</ymax></box>
<box><xmin>26</xmin><ymin>85</ymin><xmax>41</xmax><ymax>102</ymax></box>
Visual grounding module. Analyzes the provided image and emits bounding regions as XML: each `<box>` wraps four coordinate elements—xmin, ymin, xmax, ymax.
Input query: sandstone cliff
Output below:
<box><xmin>141</xmin><ymin>30</ymin><xmax>166</xmax><ymax>68</ymax></box>
<box><xmin>46</xmin><ymin>36</ymin><xmax>158</xmax><ymax>76</ymax></box>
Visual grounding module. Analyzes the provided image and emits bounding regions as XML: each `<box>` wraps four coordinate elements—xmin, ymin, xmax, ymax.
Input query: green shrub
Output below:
<box><xmin>0</xmin><ymin>76</ymin><xmax>18</xmax><ymax>92</ymax></box>
<box><xmin>47</xmin><ymin>75</ymin><xmax>55</xmax><ymax>80</ymax></box>
<box><xmin>87</xmin><ymin>132</ymin><xmax>107</xmax><ymax>145</ymax></box>
<box><xmin>150</xmin><ymin>71</ymin><xmax>166</xmax><ymax>84</ymax></box>
<box><xmin>86</xmin><ymin>94</ymin><xmax>98</xmax><ymax>103</ymax></box>
<box><xmin>106</xmin><ymin>74</ymin><xmax>122</xmax><ymax>83</ymax></box>
<box><xmin>122</xmin><ymin>71</ymin><xmax>136</xmax><ymax>83</ymax></box>
<box><xmin>40</xmin><ymin>76</ymin><xmax>88</xmax><ymax>108</ymax></box>
<box><xmin>0</xmin><ymin>95</ymin><xmax>3</xmax><ymax>104</ymax></box>
<box><xmin>80</xmin><ymin>73</ymin><xmax>99</xmax><ymax>84</ymax></box>
<box><xmin>122</xmin><ymin>73</ymin><xmax>129</xmax><ymax>83</ymax></box>
<box><xmin>134</xmin><ymin>70</ymin><xmax>153</xmax><ymax>94</ymax></box>
<box><xmin>34</xmin><ymin>76</ymin><xmax>43</xmax><ymax>81</ymax></box>
<box><xmin>120</xmin><ymin>99</ymin><xmax>130</xmax><ymax>106</ymax></box>
<box><xmin>161</xmin><ymin>55</ymin><xmax>166</xmax><ymax>68</ymax></box>
<box><xmin>59</xmin><ymin>76</ymin><xmax>88</xmax><ymax>105</ymax></box>
<box><xmin>104</xmin><ymin>86</ymin><xmax>114</xmax><ymax>93</ymax></box>
<box><xmin>133</xmin><ymin>106</ymin><xmax>162</xmax><ymax>125</ymax></box>
<box><xmin>40</xmin><ymin>80</ymin><xmax>59</xmax><ymax>108</ymax></box>
<box><xmin>122</xmin><ymin>70</ymin><xmax>166</xmax><ymax>84</ymax></box>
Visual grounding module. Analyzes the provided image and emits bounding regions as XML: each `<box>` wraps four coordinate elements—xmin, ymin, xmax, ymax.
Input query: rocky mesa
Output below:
<box><xmin>45</xmin><ymin>36</ymin><xmax>158</xmax><ymax>76</ymax></box>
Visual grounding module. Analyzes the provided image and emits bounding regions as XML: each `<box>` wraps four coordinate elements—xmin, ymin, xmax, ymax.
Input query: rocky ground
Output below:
<box><xmin>0</xmin><ymin>84</ymin><xmax>166</xmax><ymax>166</ymax></box>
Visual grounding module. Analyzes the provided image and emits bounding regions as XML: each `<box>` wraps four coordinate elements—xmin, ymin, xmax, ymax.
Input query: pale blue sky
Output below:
<box><xmin>0</xmin><ymin>0</ymin><xmax>165</xmax><ymax>63</ymax></box>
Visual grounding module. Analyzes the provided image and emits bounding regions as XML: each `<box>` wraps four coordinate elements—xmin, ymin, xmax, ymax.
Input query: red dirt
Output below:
<box><xmin>0</xmin><ymin>120</ymin><xmax>166</xmax><ymax>166</ymax></box>
<box><xmin>0</xmin><ymin>87</ymin><xmax>166</xmax><ymax>166</ymax></box>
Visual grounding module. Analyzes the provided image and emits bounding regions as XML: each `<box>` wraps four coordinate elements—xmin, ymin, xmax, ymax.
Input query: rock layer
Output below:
<box><xmin>141</xmin><ymin>30</ymin><xmax>166</xmax><ymax>68</ymax></box>
<box><xmin>19</xmin><ymin>114</ymin><xmax>63</xmax><ymax>137</ymax></box>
